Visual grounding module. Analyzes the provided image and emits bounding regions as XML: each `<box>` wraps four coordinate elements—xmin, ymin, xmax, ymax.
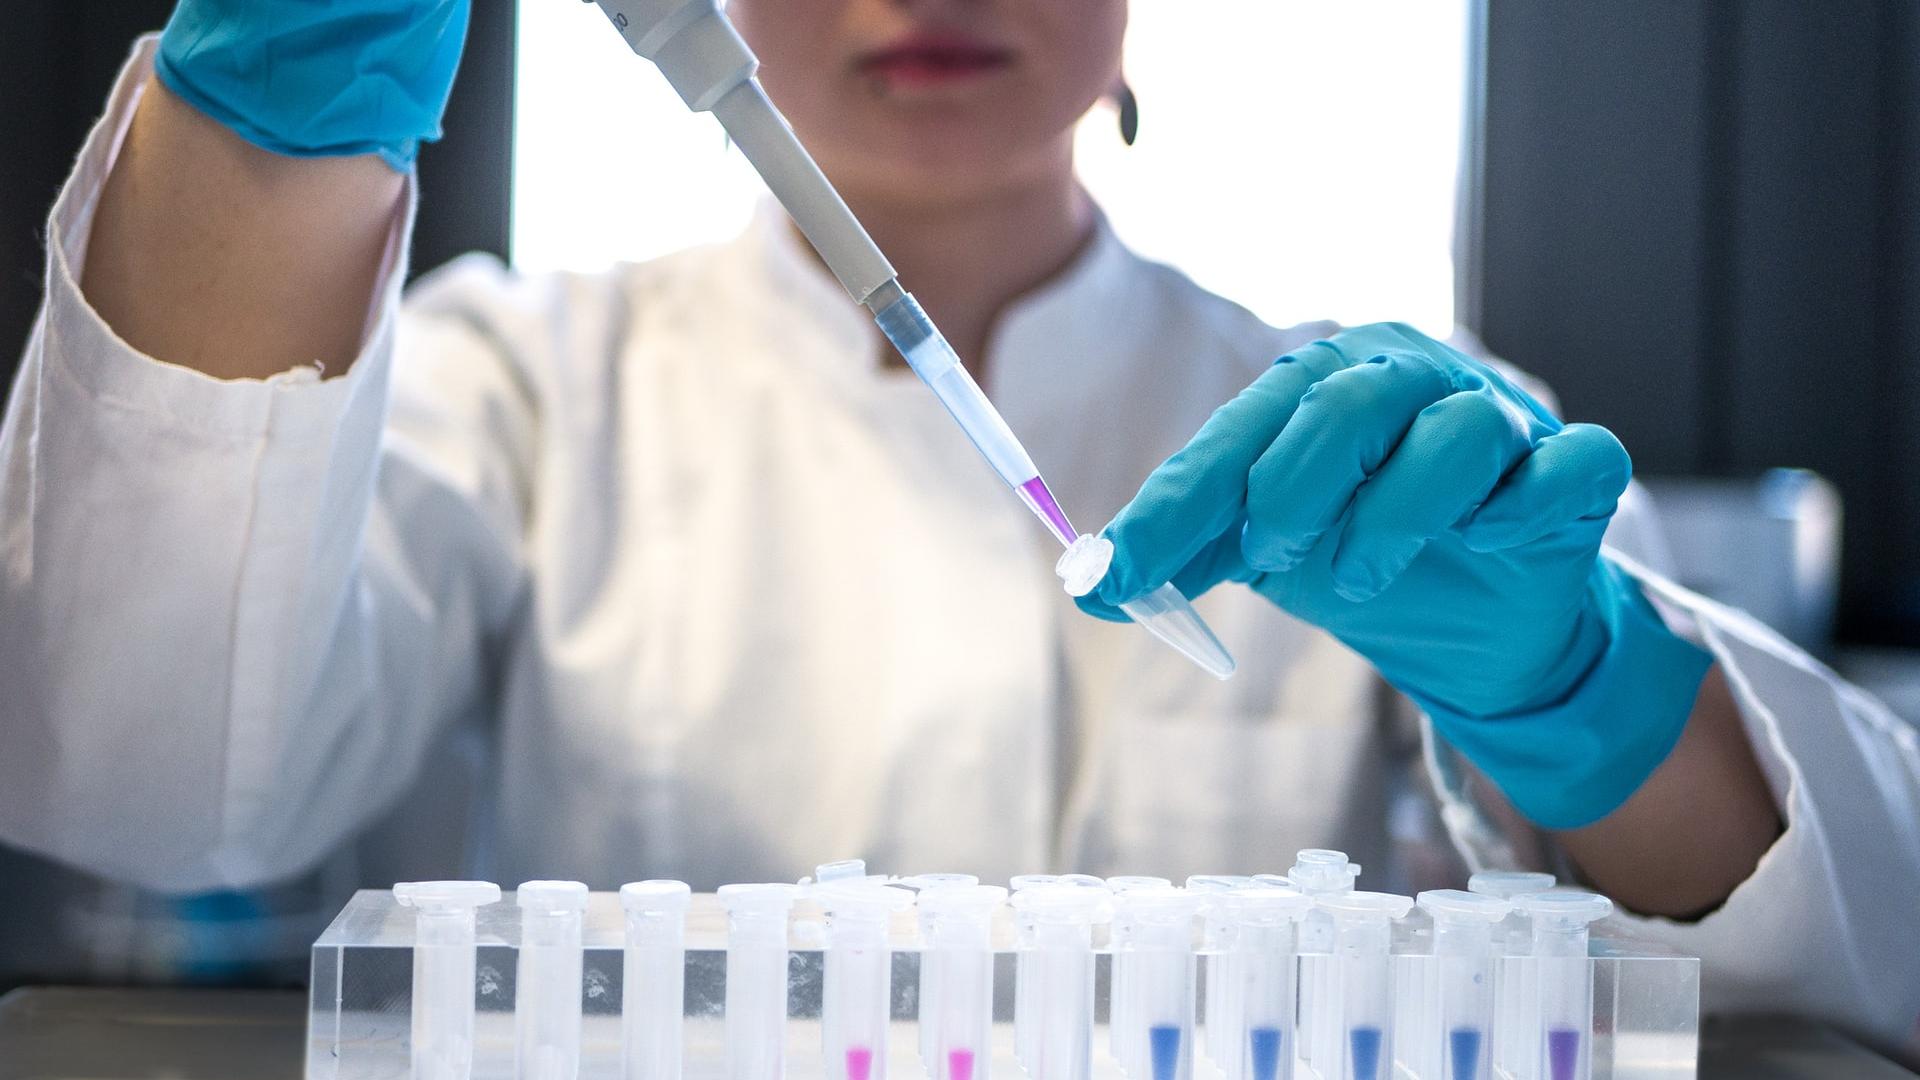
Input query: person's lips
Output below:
<box><xmin>855</xmin><ymin>31</ymin><xmax>1016</xmax><ymax>88</ymax></box>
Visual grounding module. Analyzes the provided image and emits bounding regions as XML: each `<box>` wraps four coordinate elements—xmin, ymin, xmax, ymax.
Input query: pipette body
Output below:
<box><xmin>588</xmin><ymin>0</ymin><xmax>1235</xmax><ymax>680</ymax></box>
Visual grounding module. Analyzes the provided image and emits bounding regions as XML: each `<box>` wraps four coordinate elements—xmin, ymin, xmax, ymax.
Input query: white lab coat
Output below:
<box><xmin>3</xmin><ymin>39</ymin><xmax>1918</xmax><ymax>1065</ymax></box>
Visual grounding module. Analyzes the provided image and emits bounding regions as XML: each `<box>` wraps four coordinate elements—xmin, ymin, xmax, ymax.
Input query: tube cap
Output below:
<box><xmin>1316</xmin><ymin>890</ymin><xmax>1414</xmax><ymax>921</ymax></box>
<box><xmin>1289</xmin><ymin>850</ymin><xmax>1362</xmax><ymax>895</ymax></box>
<box><xmin>1417</xmin><ymin>889</ymin><xmax>1511</xmax><ymax>923</ymax></box>
<box><xmin>1515</xmin><ymin>891</ymin><xmax>1612</xmax><ymax>929</ymax></box>
<box><xmin>718</xmin><ymin>883</ymin><xmax>800</xmax><ymax>915</ymax></box>
<box><xmin>900</xmin><ymin>873</ymin><xmax>980</xmax><ymax>891</ymax></box>
<box><xmin>1013</xmin><ymin>883</ymin><xmax>1112</xmax><ymax>924</ymax></box>
<box><xmin>917</xmin><ymin>884</ymin><xmax>1009</xmax><ymax>919</ymax></box>
<box><xmin>516</xmin><ymin>880</ymin><xmax>589</xmax><ymax>914</ymax></box>
<box><xmin>620</xmin><ymin>880</ymin><xmax>693</xmax><ymax>913</ymax></box>
<box><xmin>815</xmin><ymin>881</ymin><xmax>916</xmax><ymax>918</ymax></box>
<box><xmin>1226</xmin><ymin>886</ymin><xmax>1315</xmax><ymax>924</ymax></box>
<box><xmin>395</xmin><ymin>881</ymin><xmax>500</xmax><ymax>911</ymax></box>
<box><xmin>1105</xmin><ymin>875</ymin><xmax>1172</xmax><ymax>893</ymax></box>
<box><xmin>1467</xmin><ymin>871</ymin><xmax>1557</xmax><ymax>901</ymax></box>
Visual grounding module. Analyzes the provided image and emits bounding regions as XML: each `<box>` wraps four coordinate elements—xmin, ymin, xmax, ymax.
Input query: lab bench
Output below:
<box><xmin>0</xmin><ymin>985</ymin><xmax>1912</xmax><ymax>1080</ymax></box>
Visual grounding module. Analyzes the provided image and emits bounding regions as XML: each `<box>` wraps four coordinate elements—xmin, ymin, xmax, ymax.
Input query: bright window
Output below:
<box><xmin>514</xmin><ymin>1</ymin><xmax>1471</xmax><ymax>336</ymax></box>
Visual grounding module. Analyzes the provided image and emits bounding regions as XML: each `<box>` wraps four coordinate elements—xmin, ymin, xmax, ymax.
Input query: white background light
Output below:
<box><xmin>514</xmin><ymin>1</ymin><xmax>1469</xmax><ymax>336</ymax></box>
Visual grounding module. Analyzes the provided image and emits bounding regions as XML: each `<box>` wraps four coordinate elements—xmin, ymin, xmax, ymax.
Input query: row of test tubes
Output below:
<box><xmin>388</xmin><ymin>855</ymin><xmax>1613</xmax><ymax>1080</ymax></box>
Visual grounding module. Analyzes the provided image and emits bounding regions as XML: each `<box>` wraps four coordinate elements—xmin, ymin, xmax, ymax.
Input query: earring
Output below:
<box><xmin>1117</xmin><ymin>82</ymin><xmax>1139</xmax><ymax>146</ymax></box>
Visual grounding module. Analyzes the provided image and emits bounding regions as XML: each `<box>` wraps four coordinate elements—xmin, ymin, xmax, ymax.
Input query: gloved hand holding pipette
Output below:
<box><xmin>1079</xmin><ymin>322</ymin><xmax>1714</xmax><ymax>831</ymax></box>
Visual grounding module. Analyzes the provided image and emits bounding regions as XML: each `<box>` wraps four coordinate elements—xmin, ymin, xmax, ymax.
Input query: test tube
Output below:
<box><xmin>1222</xmin><ymin>887</ymin><xmax>1314</xmax><ymax>1080</ymax></box>
<box><xmin>1013</xmin><ymin>885</ymin><xmax>1110</xmax><ymax>1080</ymax></box>
<box><xmin>1288</xmin><ymin>850</ymin><xmax>1360</xmax><ymax>1080</ymax></box>
<box><xmin>1185</xmin><ymin>875</ymin><xmax>1253</xmax><ymax>1076</ymax></box>
<box><xmin>395</xmin><ymin>881</ymin><xmax>501</xmax><ymax>1080</ymax></box>
<box><xmin>1111</xmin><ymin>887</ymin><xmax>1201</xmax><ymax>1080</ymax></box>
<box><xmin>620</xmin><ymin>880</ymin><xmax>692</xmax><ymax>1080</ymax></box>
<box><xmin>917</xmin><ymin>885</ymin><xmax>1007</xmax><ymax>1080</ymax></box>
<box><xmin>1466</xmin><ymin>872</ymin><xmax>1556</xmax><ymax>1080</ymax></box>
<box><xmin>818</xmin><ymin>882</ymin><xmax>917</xmax><ymax>1080</ymax></box>
<box><xmin>1465</xmin><ymin>872</ymin><xmax>1556</xmax><ymax>955</ymax></box>
<box><xmin>910</xmin><ymin>874</ymin><xmax>984</xmax><ymax>1070</ymax></box>
<box><xmin>1416</xmin><ymin>890</ymin><xmax>1512</xmax><ymax>1080</ymax></box>
<box><xmin>1314</xmin><ymin>891</ymin><xmax>1413</xmax><ymax>1080</ymax></box>
<box><xmin>720</xmin><ymin>884</ymin><xmax>800</xmax><ymax>1080</ymax></box>
<box><xmin>1517</xmin><ymin>892</ymin><xmax>1612</xmax><ymax>1080</ymax></box>
<box><xmin>514</xmin><ymin>881</ymin><xmax>590</xmax><ymax>1080</ymax></box>
<box><xmin>1105</xmin><ymin>876</ymin><xmax>1174</xmax><ymax>1071</ymax></box>
<box><xmin>1010</xmin><ymin>874</ymin><xmax>1061</xmax><ymax>1071</ymax></box>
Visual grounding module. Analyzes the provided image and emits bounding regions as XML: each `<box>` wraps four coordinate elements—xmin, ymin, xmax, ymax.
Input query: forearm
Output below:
<box><xmin>82</xmin><ymin>74</ymin><xmax>402</xmax><ymax>381</ymax></box>
<box><xmin>1554</xmin><ymin>664</ymin><xmax>1782</xmax><ymax>917</ymax></box>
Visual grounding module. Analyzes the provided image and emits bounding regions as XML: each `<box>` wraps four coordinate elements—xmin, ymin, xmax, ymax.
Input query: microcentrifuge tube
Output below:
<box><xmin>1185</xmin><ymin>875</ymin><xmax>1253</xmax><ymax>1077</ymax></box>
<box><xmin>516</xmin><ymin>880</ymin><xmax>590</xmax><ymax>1080</ymax></box>
<box><xmin>1010</xmin><ymin>874</ymin><xmax>1061</xmax><ymax>1072</ymax></box>
<box><xmin>1012</xmin><ymin>885</ymin><xmax>1109</xmax><ymax>1080</ymax></box>
<box><xmin>818</xmin><ymin>882</ymin><xmax>917</xmax><ymax>1080</ymax></box>
<box><xmin>1314</xmin><ymin>891</ymin><xmax>1413</xmax><ymax>1080</ymax></box>
<box><xmin>1223</xmin><ymin>887</ymin><xmax>1313</xmax><ymax>1080</ymax></box>
<box><xmin>1417</xmin><ymin>890</ymin><xmax>1512</xmax><ymax>1080</ymax></box>
<box><xmin>720</xmin><ymin>884</ymin><xmax>800</xmax><ymax>1080</ymax></box>
<box><xmin>1057</xmin><ymin>535</ymin><xmax>1235</xmax><ymax>680</ymax></box>
<box><xmin>1111</xmin><ymin>887</ymin><xmax>1201</xmax><ymax>1080</ymax></box>
<box><xmin>917</xmin><ymin>885</ymin><xmax>1007</xmax><ymax>1080</ymax></box>
<box><xmin>1105</xmin><ymin>876</ymin><xmax>1174</xmax><ymax>1072</ymax></box>
<box><xmin>1466</xmin><ymin>872</ymin><xmax>1556</xmax><ymax>1078</ymax></box>
<box><xmin>911</xmin><ymin>874</ymin><xmax>985</xmax><ymax>1072</ymax></box>
<box><xmin>621</xmin><ymin>881</ymin><xmax>692</xmax><ymax>1080</ymax></box>
<box><xmin>395</xmin><ymin>881</ymin><xmax>501</xmax><ymax>1080</ymax></box>
<box><xmin>1517</xmin><ymin>893</ymin><xmax>1611</xmax><ymax>1080</ymax></box>
<box><xmin>1287</xmin><ymin>851</ymin><xmax>1360</xmax><ymax>1080</ymax></box>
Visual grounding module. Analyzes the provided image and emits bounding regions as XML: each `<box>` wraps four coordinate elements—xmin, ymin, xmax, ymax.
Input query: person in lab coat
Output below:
<box><xmin>1</xmin><ymin>0</ymin><xmax>1917</xmax><ymax>1064</ymax></box>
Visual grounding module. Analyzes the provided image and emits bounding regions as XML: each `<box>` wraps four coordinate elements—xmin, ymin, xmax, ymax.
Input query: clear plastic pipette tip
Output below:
<box><xmin>1057</xmin><ymin>534</ymin><xmax>1236</xmax><ymax>680</ymax></box>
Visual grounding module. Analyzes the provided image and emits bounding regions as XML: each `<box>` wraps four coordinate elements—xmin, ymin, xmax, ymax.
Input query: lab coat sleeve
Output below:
<box><xmin>1426</xmin><ymin>548</ymin><xmax>1920</xmax><ymax>1064</ymax></box>
<box><xmin>0</xmin><ymin>38</ymin><xmax>533</xmax><ymax>892</ymax></box>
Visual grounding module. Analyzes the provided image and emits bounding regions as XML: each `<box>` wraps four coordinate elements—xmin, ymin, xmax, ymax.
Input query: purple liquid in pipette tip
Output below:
<box><xmin>1546</xmin><ymin>1026</ymin><xmax>1581</xmax><ymax>1080</ymax></box>
<box><xmin>1018</xmin><ymin>475</ymin><xmax>1077</xmax><ymax>545</ymax></box>
<box><xmin>846</xmin><ymin>1046</ymin><xmax>875</xmax><ymax>1080</ymax></box>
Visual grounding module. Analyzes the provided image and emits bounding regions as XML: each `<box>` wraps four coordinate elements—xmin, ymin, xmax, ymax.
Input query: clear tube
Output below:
<box><xmin>910</xmin><ymin>875</ymin><xmax>982</xmax><ymax>1071</ymax></box>
<box><xmin>721</xmin><ymin>884</ymin><xmax>800</xmax><ymax>1080</ymax></box>
<box><xmin>1223</xmin><ymin>888</ymin><xmax>1313</xmax><ymax>1080</ymax></box>
<box><xmin>1185</xmin><ymin>875</ymin><xmax>1254</xmax><ymax>1075</ymax></box>
<box><xmin>1467</xmin><ymin>872</ymin><xmax>1557</xmax><ymax>1078</ymax></box>
<box><xmin>1287</xmin><ymin>851</ymin><xmax>1360</xmax><ymax>1080</ymax></box>
<box><xmin>1014</xmin><ymin>885</ymin><xmax>1109</xmax><ymax>1080</ymax></box>
<box><xmin>1111</xmin><ymin>888</ymin><xmax>1200</xmax><ymax>1080</ymax></box>
<box><xmin>1314</xmin><ymin>892</ymin><xmax>1412</xmax><ymax>1080</ymax></box>
<box><xmin>621</xmin><ymin>881</ymin><xmax>692</xmax><ymax>1080</ymax></box>
<box><xmin>917</xmin><ymin>886</ymin><xmax>1007</xmax><ymax>1080</ymax></box>
<box><xmin>818</xmin><ymin>883</ymin><xmax>917</xmax><ymax>1080</ymax></box>
<box><xmin>1105</xmin><ymin>877</ymin><xmax>1174</xmax><ymax>1072</ymax></box>
<box><xmin>1417</xmin><ymin>890</ymin><xmax>1511</xmax><ymax>1080</ymax></box>
<box><xmin>395</xmin><ymin>881</ymin><xmax>500</xmax><ymax>1080</ymax></box>
<box><xmin>1055</xmin><ymin>534</ymin><xmax>1236</xmax><ymax>680</ymax></box>
<box><xmin>1465</xmin><ymin>872</ymin><xmax>1557</xmax><ymax>956</ymax></box>
<box><xmin>1010</xmin><ymin>875</ymin><xmax>1060</xmax><ymax>1072</ymax></box>
<box><xmin>1518</xmin><ymin>893</ymin><xmax>1611</xmax><ymax>1080</ymax></box>
<box><xmin>516</xmin><ymin>881</ymin><xmax>590</xmax><ymax>1080</ymax></box>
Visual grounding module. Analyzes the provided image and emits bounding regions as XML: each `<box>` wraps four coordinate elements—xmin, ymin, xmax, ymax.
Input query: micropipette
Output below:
<box><xmin>394</xmin><ymin>880</ymin><xmax>501</xmax><ymax>1080</ymax></box>
<box><xmin>1110</xmin><ymin>887</ymin><xmax>1201</xmax><ymax>1080</ymax></box>
<box><xmin>1012</xmin><ymin>884</ymin><xmax>1110</xmax><ymax>1080</ymax></box>
<box><xmin>1315</xmin><ymin>891</ymin><xmax>1414</xmax><ymax>1080</ymax></box>
<box><xmin>1516</xmin><ymin>892</ymin><xmax>1612</xmax><ymax>1080</ymax></box>
<box><xmin>588</xmin><ymin>0</ymin><xmax>1235</xmax><ymax>681</ymax></box>
<box><xmin>817</xmin><ymin>882</ymin><xmax>917</xmax><ymax>1080</ymax></box>
<box><xmin>1416</xmin><ymin>890</ymin><xmax>1512</xmax><ymax>1080</ymax></box>
<box><xmin>516</xmin><ymin>880</ymin><xmax>591</xmax><ymax>1080</ymax></box>
<box><xmin>1184</xmin><ymin>875</ymin><xmax>1254</xmax><ymax>1076</ymax></box>
<box><xmin>1221</xmin><ymin>887</ymin><xmax>1314</xmax><ymax>1080</ymax></box>
<box><xmin>917</xmin><ymin>885</ymin><xmax>1008</xmax><ymax>1080</ymax></box>
<box><xmin>719</xmin><ymin>884</ymin><xmax>800</xmax><ymax>1080</ymax></box>
<box><xmin>621</xmin><ymin>880</ymin><xmax>693</xmax><ymax>1080</ymax></box>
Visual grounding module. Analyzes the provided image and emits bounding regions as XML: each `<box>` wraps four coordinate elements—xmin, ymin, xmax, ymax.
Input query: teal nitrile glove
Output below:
<box><xmin>1079</xmin><ymin>323</ymin><xmax>1712</xmax><ymax>829</ymax></box>
<box><xmin>156</xmin><ymin>0</ymin><xmax>471</xmax><ymax>170</ymax></box>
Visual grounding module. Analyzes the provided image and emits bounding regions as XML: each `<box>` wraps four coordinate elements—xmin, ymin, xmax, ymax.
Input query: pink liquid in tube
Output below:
<box><xmin>1018</xmin><ymin>476</ymin><xmax>1077</xmax><ymax>546</ymax></box>
<box><xmin>846</xmin><ymin>1046</ymin><xmax>874</xmax><ymax>1080</ymax></box>
<box><xmin>947</xmin><ymin>1048</ymin><xmax>976</xmax><ymax>1080</ymax></box>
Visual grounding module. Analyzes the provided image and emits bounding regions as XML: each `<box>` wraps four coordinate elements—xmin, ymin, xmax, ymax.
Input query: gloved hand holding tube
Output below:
<box><xmin>1078</xmin><ymin>323</ymin><xmax>1714</xmax><ymax>830</ymax></box>
<box><xmin>155</xmin><ymin>0</ymin><xmax>471</xmax><ymax>170</ymax></box>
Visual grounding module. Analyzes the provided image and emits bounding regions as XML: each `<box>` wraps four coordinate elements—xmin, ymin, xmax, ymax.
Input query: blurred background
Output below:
<box><xmin>0</xmin><ymin>0</ymin><xmax>1915</xmax><ymax>990</ymax></box>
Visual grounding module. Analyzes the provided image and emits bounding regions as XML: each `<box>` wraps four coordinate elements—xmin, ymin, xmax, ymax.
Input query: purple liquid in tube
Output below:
<box><xmin>1546</xmin><ymin>1026</ymin><xmax>1581</xmax><ymax>1080</ymax></box>
<box><xmin>1018</xmin><ymin>476</ymin><xmax>1077</xmax><ymax>545</ymax></box>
